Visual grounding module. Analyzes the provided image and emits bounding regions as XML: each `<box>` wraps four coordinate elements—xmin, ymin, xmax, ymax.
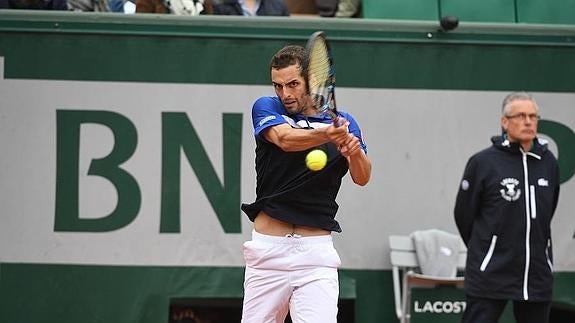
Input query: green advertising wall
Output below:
<box><xmin>363</xmin><ymin>0</ymin><xmax>575</xmax><ymax>24</ymax></box>
<box><xmin>1</xmin><ymin>11</ymin><xmax>575</xmax><ymax>323</ymax></box>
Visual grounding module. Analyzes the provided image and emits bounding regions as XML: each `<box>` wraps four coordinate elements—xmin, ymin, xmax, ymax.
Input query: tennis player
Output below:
<box><xmin>240</xmin><ymin>45</ymin><xmax>371</xmax><ymax>323</ymax></box>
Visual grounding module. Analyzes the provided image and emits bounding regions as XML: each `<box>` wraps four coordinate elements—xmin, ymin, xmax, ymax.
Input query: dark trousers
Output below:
<box><xmin>462</xmin><ymin>295</ymin><xmax>551</xmax><ymax>323</ymax></box>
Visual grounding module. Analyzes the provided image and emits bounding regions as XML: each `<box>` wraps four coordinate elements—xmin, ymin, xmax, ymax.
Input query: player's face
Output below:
<box><xmin>271</xmin><ymin>64</ymin><xmax>312</xmax><ymax>115</ymax></box>
<box><xmin>501</xmin><ymin>99</ymin><xmax>539</xmax><ymax>149</ymax></box>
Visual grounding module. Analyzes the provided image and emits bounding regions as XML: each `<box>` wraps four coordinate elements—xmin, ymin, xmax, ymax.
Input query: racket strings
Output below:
<box><xmin>308</xmin><ymin>41</ymin><xmax>331</xmax><ymax>112</ymax></box>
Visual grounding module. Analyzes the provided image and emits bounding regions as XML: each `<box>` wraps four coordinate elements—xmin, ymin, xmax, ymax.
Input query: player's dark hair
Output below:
<box><xmin>270</xmin><ymin>45</ymin><xmax>306</xmax><ymax>77</ymax></box>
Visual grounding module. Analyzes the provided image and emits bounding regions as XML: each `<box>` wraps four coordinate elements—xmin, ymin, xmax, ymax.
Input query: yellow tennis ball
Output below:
<box><xmin>306</xmin><ymin>149</ymin><xmax>327</xmax><ymax>171</ymax></box>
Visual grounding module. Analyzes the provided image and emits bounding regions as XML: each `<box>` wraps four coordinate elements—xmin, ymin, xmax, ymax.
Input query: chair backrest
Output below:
<box><xmin>389</xmin><ymin>233</ymin><xmax>467</xmax><ymax>322</ymax></box>
<box><xmin>389</xmin><ymin>234</ymin><xmax>467</xmax><ymax>273</ymax></box>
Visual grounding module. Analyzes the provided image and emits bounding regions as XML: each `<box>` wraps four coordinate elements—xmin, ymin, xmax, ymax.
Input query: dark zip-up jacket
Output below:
<box><xmin>454</xmin><ymin>135</ymin><xmax>560</xmax><ymax>301</ymax></box>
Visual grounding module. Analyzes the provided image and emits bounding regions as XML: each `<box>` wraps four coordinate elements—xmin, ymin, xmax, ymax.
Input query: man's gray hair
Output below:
<box><xmin>501</xmin><ymin>91</ymin><xmax>539</xmax><ymax>116</ymax></box>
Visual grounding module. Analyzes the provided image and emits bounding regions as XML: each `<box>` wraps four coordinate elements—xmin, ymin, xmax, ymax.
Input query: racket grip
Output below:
<box><xmin>329</xmin><ymin>111</ymin><xmax>341</xmax><ymax>126</ymax></box>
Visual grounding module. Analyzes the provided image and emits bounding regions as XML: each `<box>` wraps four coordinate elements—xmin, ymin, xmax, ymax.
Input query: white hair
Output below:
<box><xmin>501</xmin><ymin>91</ymin><xmax>539</xmax><ymax>116</ymax></box>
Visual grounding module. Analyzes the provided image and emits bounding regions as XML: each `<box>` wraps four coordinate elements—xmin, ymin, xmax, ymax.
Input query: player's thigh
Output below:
<box><xmin>241</xmin><ymin>267</ymin><xmax>291</xmax><ymax>323</ymax></box>
<box><xmin>289</xmin><ymin>267</ymin><xmax>339</xmax><ymax>323</ymax></box>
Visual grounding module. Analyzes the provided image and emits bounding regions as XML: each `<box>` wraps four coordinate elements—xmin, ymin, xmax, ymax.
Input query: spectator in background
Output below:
<box><xmin>334</xmin><ymin>0</ymin><xmax>360</xmax><ymax>17</ymax></box>
<box><xmin>314</xmin><ymin>0</ymin><xmax>336</xmax><ymax>16</ymax></box>
<box><xmin>67</xmin><ymin>0</ymin><xmax>137</xmax><ymax>12</ymax></box>
<box><xmin>313</xmin><ymin>0</ymin><xmax>361</xmax><ymax>17</ymax></box>
<box><xmin>0</xmin><ymin>0</ymin><xmax>67</xmax><ymax>9</ymax></box>
<box><xmin>67</xmin><ymin>0</ymin><xmax>108</xmax><ymax>10</ymax></box>
<box><xmin>135</xmin><ymin>0</ymin><xmax>212</xmax><ymax>14</ymax></box>
<box><xmin>211</xmin><ymin>0</ymin><xmax>289</xmax><ymax>16</ymax></box>
<box><xmin>135</xmin><ymin>0</ymin><xmax>169</xmax><ymax>13</ymax></box>
<box><xmin>108</xmin><ymin>0</ymin><xmax>136</xmax><ymax>12</ymax></box>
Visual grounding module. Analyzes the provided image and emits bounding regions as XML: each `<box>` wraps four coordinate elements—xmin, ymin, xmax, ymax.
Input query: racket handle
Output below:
<box><xmin>330</xmin><ymin>112</ymin><xmax>343</xmax><ymax>127</ymax></box>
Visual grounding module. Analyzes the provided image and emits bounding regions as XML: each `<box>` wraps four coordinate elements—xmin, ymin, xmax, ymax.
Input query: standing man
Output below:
<box><xmin>454</xmin><ymin>92</ymin><xmax>560</xmax><ymax>323</ymax></box>
<box><xmin>240</xmin><ymin>45</ymin><xmax>371</xmax><ymax>323</ymax></box>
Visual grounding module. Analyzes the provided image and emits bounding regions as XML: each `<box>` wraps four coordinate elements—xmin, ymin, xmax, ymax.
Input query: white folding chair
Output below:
<box><xmin>389</xmin><ymin>232</ymin><xmax>467</xmax><ymax>323</ymax></box>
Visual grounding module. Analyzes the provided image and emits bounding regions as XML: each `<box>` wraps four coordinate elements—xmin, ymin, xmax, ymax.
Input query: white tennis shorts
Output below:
<box><xmin>241</xmin><ymin>230</ymin><xmax>342</xmax><ymax>323</ymax></box>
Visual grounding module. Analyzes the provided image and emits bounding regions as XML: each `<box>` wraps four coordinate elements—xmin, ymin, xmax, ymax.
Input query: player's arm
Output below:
<box><xmin>347</xmin><ymin>145</ymin><xmax>371</xmax><ymax>186</ymax></box>
<box><xmin>337</xmin><ymin>116</ymin><xmax>371</xmax><ymax>186</ymax></box>
<box><xmin>263</xmin><ymin>122</ymin><xmax>348</xmax><ymax>152</ymax></box>
<box><xmin>339</xmin><ymin>133</ymin><xmax>371</xmax><ymax>186</ymax></box>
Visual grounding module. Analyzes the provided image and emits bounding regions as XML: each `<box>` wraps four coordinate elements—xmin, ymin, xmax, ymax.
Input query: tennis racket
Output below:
<box><xmin>304</xmin><ymin>31</ymin><xmax>339</xmax><ymax>123</ymax></box>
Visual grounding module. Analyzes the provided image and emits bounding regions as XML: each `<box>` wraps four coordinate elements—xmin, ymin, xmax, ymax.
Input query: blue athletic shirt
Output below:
<box><xmin>241</xmin><ymin>96</ymin><xmax>367</xmax><ymax>232</ymax></box>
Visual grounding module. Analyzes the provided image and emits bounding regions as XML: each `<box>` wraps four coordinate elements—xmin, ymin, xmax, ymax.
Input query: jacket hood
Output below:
<box><xmin>490</xmin><ymin>135</ymin><xmax>549</xmax><ymax>157</ymax></box>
